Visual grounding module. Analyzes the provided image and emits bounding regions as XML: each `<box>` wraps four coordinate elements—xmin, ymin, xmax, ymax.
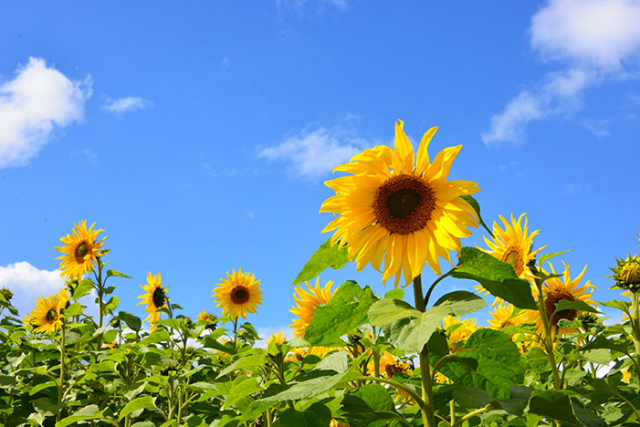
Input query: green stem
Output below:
<box><xmin>56</xmin><ymin>325</ymin><xmax>67</xmax><ymax>423</ymax></box>
<box><xmin>424</xmin><ymin>269</ymin><xmax>453</xmax><ymax>307</ymax></box>
<box><xmin>535</xmin><ymin>279</ymin><xmax>563</xmax><ymax>390</ymax></box>
<box><xmin>450</xmin><ymin>405</ymin><xmax>493</xmax><ymax>427</ymax></box>
<box><xmin>351</xmin><ymin>375</ymin><xmax>426</xmax><ymax>409</ymax></box>
<box><xmin>414</xmin><ymin>275</ymin><xmax>437</xmax><ymax>427</ymax></box>
<box><xmin>631</xmin><ymin>291</ymin><xmax>640</xmax><ymax>381</ymax></box>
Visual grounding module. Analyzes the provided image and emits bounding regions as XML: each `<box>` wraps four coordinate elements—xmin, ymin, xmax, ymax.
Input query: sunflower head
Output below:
<box><xmin>55</xmin><ymin>220</ymin><xmax>107</xmax><ymax>279</ymax></box>
<box><xmin>480</xmin><ymin>213</ymin><xmax>546</xmax><ymax>282</ymax></box>
<box><xmin>24</xmin><ymin>288</ymin><xmax>69</xmax><ymax>333</ymax></box>
<box><xmin>213</xmin><ymin>268</ymin><xmax>263</xmax><ymax>319</ymax></box>
<box><xmin>610</xmin><ymin>255</ymin><xmax>640</xmax><ymax>292</ymax></box>
<box><xmin>137</xmin><ymin>272</ymin><xmax>169</xmax><ymax>331</ymax></box>
<box><xmin>488</xmin><ymin>303</ymin><xmax>525</xmax><ymax>330</ymax></box>
<box><xmin>443</xmin><ymin>315</ymin><xmax>479</xmax><ymax>353</ymax></box>
<box><xmin>290</xmin><ymin>278</ymin><xmax>335</xmax><ymax>338</ymax></box>
<box><xmin>321</xmin><ymin>120</ymin><xmax>480</xmax><ymax>287</ymax></box>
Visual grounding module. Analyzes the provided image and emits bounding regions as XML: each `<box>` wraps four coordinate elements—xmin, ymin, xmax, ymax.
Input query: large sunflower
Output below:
<box><xmin>525</xmin><ymin>262</ymin><xmax>597</xmax><ymax>337</ymax></box>
<box><xmin>24</xmin><ymin>289</ymin><xmax>70</xmax><ymax>333</ymax></box>
<box><xmin>213</xmin><ymin>268</ymin><xmax>264</xmax><ymax>319</ymax></box>
<box><xmin>480</xmin><ymin>213</ymin><xmax>545</xmax><ymax>282</ymax></box>
<box><xmin>56</xmin><ymin>220</ymin><xmax>107</xmax><ymax>279</ymax></box>
<box><xmin>290</xmin><ymin>278</ymin><xmax>335</xmax><ymax>338</ymax></box>
<box><xmin>138</xmin><ymin>272</ymin><xmax>169</xmax><ymax>331</ymax></box>
<box><xmin>321</xmin><ymin>120</ymin><xmax>480</xmax><ymax>287</ymax></box>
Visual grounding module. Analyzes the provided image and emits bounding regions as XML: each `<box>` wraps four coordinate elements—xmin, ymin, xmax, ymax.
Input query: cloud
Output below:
<box><xmin>0</xmin><ymin>57</ymin><xmax>92</xmax><ymax>168</ymax></box>
<box><xmin>483</xmin><ymin>0</ymin><xmax>640</xmax><ymax>146</ymax></box>
<box><xmin>0</xmin><ymin>262</ymin><xmax>65</xmax><ymax>317</ymax></box>
<box><xmin>257</xmin><ymin>126</ymin><xmax>369</xmax><ymax>179</ymax></box>
<box><xmin>103</xmin><ymin>96</ymin><xmax>151</xmax><ymax>115</ymax></box>
<box><xmin>255</xmin><ymin>325</ymin><xmax>296</xmax><ymax>348</ymax></box>
<box><xmin>276</xmin><ymin>0</ymin><xmax>348</xmax><ymax>15</ymax></box>
<box><xmin>219</xmin><ymin>57</ymin><xmax>230</xmax><ymax>73</ymax></box>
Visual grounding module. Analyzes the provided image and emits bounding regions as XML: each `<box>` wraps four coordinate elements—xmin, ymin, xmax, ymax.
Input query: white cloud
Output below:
<box><xmin>276</xmin><ymin>0</ymin><xmax>348</xmax><ymax>14</ymax></box>
<box><xmin>0</xmin><ymin>262</ymin><xmax>65</xmax><ymax>317</ymax></box>
<box><xmin>0</xmin><ymin>57</ymin><xmax>92</xmax><ymax>168</ymax></box>
<box><xmin>219</xmin><ymin>57</ymin><xmax>230</xmax><ymax>73</ymax></box>
<box><xmin>103</xmin><ymin>96</ymin><xmax>151</xmax><ymax>115</ymax></box>
<box><xmin>258</xmin><ymin>126</ymin><xmax>370</xmax><ymax>179</ymax></box>
<box><xmin>255</xmin><ymin>325</ymin><xmax>296</xmax><ymax>348</ymax></box>
<box><xmin>483</xmin><ymin>0</ymin><xmax>640</xmax><ymax>146</ymax></box>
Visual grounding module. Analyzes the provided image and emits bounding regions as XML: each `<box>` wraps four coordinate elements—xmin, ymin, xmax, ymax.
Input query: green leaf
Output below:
<box><xmin>119</xmin><ymin>396</ymin><xmax>157</xmax><ymax>420</ymax></box>
<box><xmin>582</xmin><ymin>349</ymin><xmax>612</xmax><ymax>365</ymax></box>
<box><xmin>223</xmin><ymin>377</ymin><xmax>263</xmax><ymax>410</ymax></box>
<box><xmin>528</xmin><ymin>390</ymin><xmax>606</xmax><ymax>427</ymax></box>
<box><xmin>441</xmin><ymin>329</ymin><xmax>524</xmax><ymax>399</ymax></box>
<box><xmin>538</xmin><ymin>249</ymin><xmax>572</xmax><ymax>268</ymax></box>
<box><xmin>452</xmin><ymin>385</ymin><xmax>493</xmax><ymax>408</ymax></box>
<box><xmin>217</xmin><ymin>354</ymin><xmax>267</xmax><ymax>379</ymax></box>
<box><xmin>72</xmin><ymin>279</ymin><xmax>95</xmax><ymax>299</ymax></box>
<box><xmin>292</xmin><ymin>238</ymin><xmax>349</xmax><ymax>286</ymax></box>
<box><xmin>495</xmin><ymin>386</ymin><xmax>533</xmax><ymax>416</ymax></box>
<box><xmin>368</xmin><ymin>299</ymin><xmax>419</xmax><ymax>327</ymax></box>
<box><xmin>314</xmin><ymin>350</ymin><xmax>349</xmax><ymax>374</ymax></box>
<box><xmin>107</xmin><ymin>269</ymin><xmax>133</xmax><ymax>279</ymax></box>
<box><xmin>460</xmin><ymin>195</ymin><xmax>492</xmax><ymax>237</ymax></box>
<box><xmin>305</xmin><ymin>281</ymin><xmax>378</xmax><ymax>346</ymax></box>
<box><xmin>387</xmin><ymin>305</ymin><xmax>452</xmax><ymax>353</ymax></box>
<box><xmin>63</xmin><ymin>302</ymin><xmax>84</xmax><ymax>317</ymax></box>
<box><xmin>601</xmin><ymin>300</ymin><xmax>632</xmax><ymax>316</ymax></box>
<box><xmin>433</xmin><ymin>291</ymin><xmax>487</xmax><ymax>317</ymax></box>
<box><xmin>117</xmin><ymin>311</ymin><xmax>142</xmax><ymax>332</ymax></box>
<box><xmin>261</xmin><ymin>371</ymin><xmax>347</xmax><ymax>402</ymax></box>
<box><xmin>384</xmin><ymin>288</ymin><xmax>405</xmax><ymax>300</ymax></box>
<box><xmin>274</xmin><ymin>403</ymin><xmax>332</xmax><ymax>427</ymax></box>
<box><xmin>57</xmin><ymin>405</ymin><xmax>105</xmax><ymax>427</ymax></box>
<box><xmin>139</xmin><ymin>329</ymin><xmax>171</xmax><ymax>345</ymax></box>
<box><xmin>580</xmin><ymin>335</ymin><xmax>630</xmax><ymax>354</ymax></box>
<box><xmin>553</xmin><ymin>299</ymin><xmax>599</xmax><ymax>315</ymax></box>
<box><xmin>341</xmin><ymin>384</ymin><xmax>404</xmax><ymax>426</ymax></box>
<box><xmin>452</xmin><ymin>247</ymin><xmax>537</xmax><ymax>310</ymax></box>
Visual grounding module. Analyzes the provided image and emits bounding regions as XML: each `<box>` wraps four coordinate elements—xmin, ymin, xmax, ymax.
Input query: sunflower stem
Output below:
<box><xmin>95</xmin><ymin>260</ymin><xmax>105</xmax><ymax>349</ymax></box>
<box><xmin>424</xmin><ymin>269</ymin><xmax>453</xmax><ymax>307</ymax></box>
<box><xmin>534</xmin><ymin>278</ymin><xmax>563</xmax><ymax>390</ymax></box>
<box><xmin>56</xmin><ymin>324</ymin><xmax>67</xmax><ymax>423</ymax></box>
<box><xmin>631</xmin><ymin>291</ymin><xmax>640</xmax><ymax>382</ymax></box>
<box><xmin>413</xmin><ymin>274</ymin><xmax>437</xmax><ymax>427</ymax></box>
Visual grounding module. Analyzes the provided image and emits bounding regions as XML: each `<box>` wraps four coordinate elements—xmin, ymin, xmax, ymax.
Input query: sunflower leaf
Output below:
<box><xmin>292</xmin><ymin>238</ymin><xmax>350</xmax><ymax>286</ymax></box>
<box><xmin>58</xmin><ymin>405</ymin><xmax>105</xmax><ymax>427</ymax></box>
<box><xmin>538</xmin><ymin>249</ymin><xmax>572</xmax><ymax>269</ymax></box>
<box><xmin>386</xmin><ymin>305</ymin><xmax>453</xmax><ymax>353</ymax></box>
<box><xmin>433</xmin><ymin>291</ymin><xmax>487</xmax><ymax>317</ymax></box>
<box><xmin>107</xmin><ymin>269</ymin><xmax>133</xmax><ymax>279</ymax></box>
<box><xmin>461</xmin><ymin>195</ymin><xmax>492</xmax><ymax>238</ymax></box>
<box><xmin>305</xmin><ymin>280</ymin><xmax>378</xmax><ymax>346</ymax></box>
<box><xmin>452</xmin><ymin>247</ymin><xmax>537</xmax><ymax>310</ymax></box>
<box><xmin>273</xmin><ymin>402</ymin><xmax>332</xmax><ymax>427</ymax></box>
<box><xmin>552</xmin><ymin>299</ymin><xmax>600</xmax><ymax>316</ymax></box>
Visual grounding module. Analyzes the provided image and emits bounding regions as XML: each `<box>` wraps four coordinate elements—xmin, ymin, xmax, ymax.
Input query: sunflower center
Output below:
<box><xmin>502</xmin><ymin>246</ymin><xmax>524</xmax><ymax>276</ymax></box>
<box><xmin>46</xmin><ymin>308</ymin><xmax>58</xmax><ymax>322</ymax></box>
<box><xmin>374</xmin><ymin>174</ymin><xmax>436</xmax><ymax>235</ymax></box>
<box><xmin>152</xmin><ymin>287</ymin><xmax>166</xmax><ymax>309</ymax></box>
<box><xmin>230</xmin><ymin>286</ymin><xmax>250</xmax><ymax>304</ymax></box>
<box><xmin>75</xmin><ymin>241</ymin><xmax>90</xmax><ymax>261</ymax></box>
<box><xmin>544</xmin><ymin>288</ymin><xmax>578</xmax><ymax>326</ymax></box>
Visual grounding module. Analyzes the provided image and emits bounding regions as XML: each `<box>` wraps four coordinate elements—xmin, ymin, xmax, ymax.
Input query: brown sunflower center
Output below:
<box><xmin>502</xmin><ymin>246</ymin><xmax>525</xmax><ymax>276</ymax></box>
<box><xmin>544</xmin><ymin>288</ymin><xmax>578</xmax><ymax>326</ymax></box>
<box><xmin>152</xmin><ymin>287</ymin><xmax>166</xmax><ymax>309</ymax></box>
<box><xmin>46</xmin><ymin>308</ymin><xmax>58</xmax><ymax>322</ymax></box>
<box><xmin>230</xmin><ymin>286</ymin><xmax>250</xmax><ymax>304</ymax></box>
<box><xmin>374</xmin><ymin>174</ymin><xmax>436</xmax><ymax>235</ymax></box>
<box><xmin>385</xmin><ymin>363</ymin><xmax>406</xmax><ymax>378</ymax></box>
<box><xmin>75</xmin><ymin>241</ymin><xmax>90</xmax><ymax>261</ymax></box>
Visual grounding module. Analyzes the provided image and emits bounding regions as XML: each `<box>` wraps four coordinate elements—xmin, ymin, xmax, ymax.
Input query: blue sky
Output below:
<box><xmin>1</xmin><ymin>0</ymin><xmax>639</xmax><ymax>337</ymax></box>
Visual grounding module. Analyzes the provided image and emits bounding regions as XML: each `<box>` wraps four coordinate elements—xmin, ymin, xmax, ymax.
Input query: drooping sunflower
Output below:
<box><xmin>525</xmin><ymin>262</ymin><xmax>597</xmax><ymax>337</ymax></box>
<box><xmin>24</xmin><ymin>288</ymin><xmax>70</xmax><ymax>333</ymax></box>
<box><xmin>138</xmin><ymin>272</ymin><xmax>169</xmax><ymax>331</ymax></box>
<box><xmin>321</xmin><ymin>120</ymin><xmax>480</xmax><ymax>287</ymax></box>
<box><xmin>213</xmin><ymin>268</ymin><xmax>263</xmax><ymax>319</ymax></box>
<box><xmin>290</xmin><ymin>278</ymin><xmax>335</xmax><ymax>338</ymax></box>
<box><xmin>480</xmin><ymin>213</ymin><xmax>546</xmax><ymax>282</ymax></box>
<box><xmin>55</xmin><ymin>220</ymin><xmax>107</xmax><ymax>279</ymax></box>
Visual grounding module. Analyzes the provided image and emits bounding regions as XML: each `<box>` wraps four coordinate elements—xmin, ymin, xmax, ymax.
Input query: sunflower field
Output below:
<box><xmin>2</xmin><ymin>120</ymin><xmax>640</xmax><ymax>427</ymax></box>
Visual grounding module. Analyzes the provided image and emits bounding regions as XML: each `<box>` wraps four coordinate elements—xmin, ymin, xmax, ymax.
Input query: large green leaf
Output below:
<box><xmin>305</xmin><ymin>281</ymin><xmax>378</xmax><ymax>346</ymax></box>
<box><xmin>433</xmin><ymin>291</ymin><xmax>487</xmax><ymax>317</ymax></box>
<box><xmin>261</xmin><ymin>371</ymin><xmax>347</xmax><ymax>402</ymax></box>
<box><xmin>368</xmin><ymin>299</ymin><xmax>419</xmax><ymax>327</ymax></box>
<box><xmin>460</xmin><ymin>195</ymin><xmax>492</xmax><ymax>237</ymax></box>
<box><xmin>528</xmin><ymin>390</ymin><xmax>606</xmax><ymax>427</ymax></box>
<box><xmin>274</xmin><ymin>403</ymin><xmax>332</xmax><ymax>427</ymax></box>
<box><xmin>451</xmin><ymin>247</ymin><xmax>536</xmax><ymax>310</ymax></box>
<box><xmin>119</xmin><ymin>396</ymin><xmax>157</xmax><ymax>420</ymax></box>
<box><xmin>58</xmin><ymin>405</ymin><xmax>105</xmax><ymax>427</ymax></box>
<box><xmin>341</xmin><ymin>383</ymin><xmax>404</xmax><ymax>426</ymax></box>
<box><xmin>440</xmin><ymin>329</ymin><xmax>524</xmax><ymax>399</ymax></box>
<box><xmin>553</xmin><ymin>299</ymin><xmax>600</xmax><ymax>315</ymax></box>
<box><xmin>386</xmin><ymin>305</ymin><xmax>452</xmax><ymax>353</ymax></box>
<box><xmin>292</xmin><ymin>238</ymin><xmax>349</xmax><ymax>286</ymax></box>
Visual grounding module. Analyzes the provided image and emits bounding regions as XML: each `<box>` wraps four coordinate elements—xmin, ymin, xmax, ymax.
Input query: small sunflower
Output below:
<box><xmin>24</xmin><ymin>289</ymin><xmax>69</xmax><ymax>333</ymax></box>
<box><xmin>290</xmin><ymin>278</ymin><xmax>336</xmax><ymax>338</ymax></box>
<box><xmin>321</xmin><ymin>120</ymin><xmax>480</xmax><ymax>287</ymax></box>
<box><xmin>213</xmin><ymin>268</ymin><xmax>263</xmax><ymax>319</ymax></box>
<box><xmin>138</xmin><ymin>272</ymin><xmax>169</xmax><ymax>331</ymax></box>
<box><xmin>443</xmin><ymin>315</ymin><xmax>479</xmax><ymax>353</ymax></box>
<box><xmin>488</xmin><ymin>303</ymin><xmax>526</xmax><ymax>330</ymax></box>
<box><xmin>525</xmin><ymin>262</ymin><xmax>597</xmax><ymax>337</ymax></box>
<box><xmin>480</xmin><ymin>213</ymin><xmax>546</xmax><ymax>282</ymax></box>
<box><xmin>56</xmin><ymin>220</ymin><xmax>107</xmax><ymax>279</ymax></box>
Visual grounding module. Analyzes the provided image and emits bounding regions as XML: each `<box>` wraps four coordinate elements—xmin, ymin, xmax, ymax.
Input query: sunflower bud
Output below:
<box><xmin>0</xmin><ymin>288</ymin><xmax>14</xmax><ymax>302</ymax></box>
<box><xmin>610</xmin><ymin>255</ymin><xmax>640</xmax><ymax>292</ymax></box>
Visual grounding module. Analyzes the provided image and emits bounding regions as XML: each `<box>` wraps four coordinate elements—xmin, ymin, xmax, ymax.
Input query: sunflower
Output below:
<box><xmin>480</xmin><ymin>213</ymin><xmax>546</xmax><ymax>282</ymax></box>
<box><xmin>443</xmin><ymin>315</ymin><xmax>479</xmax><ymax>353</ymax></box>
<box><xmin>321</xmin><ymin>120</ymin><xmax>480</xmax><ymax>287</ymax></box>
<box><xmin>525</xmin><ymin>262</ymin><xmax>597</xmax><ymax>337</ymax></box>
<box><xmin>55</xmin><ymin>220</ymin><xmax>107</xmax><ymax>279</ymax></box>
<box><xmin>213</xmin><ymin>268</ymin><xmax>263</xmax><ymax>319</ymax></box>
<box><xmin>24</xmin><ymin>288</ymin><xmax>69</xmax><ymax>333</ymax></box>
<box><xmin>488</xmin><ymin>303</ymin><xmax>526</xmax><ymax>330</ymax></box>
<box><xmin>138</xmin><ymin>272</ymin><xmax>169</xmax><ymax>331</ymax></box>
<box><xmin>290</xmin><ymin>278</ymin><xmax>335</xmax><ymax>338</ymax></box>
